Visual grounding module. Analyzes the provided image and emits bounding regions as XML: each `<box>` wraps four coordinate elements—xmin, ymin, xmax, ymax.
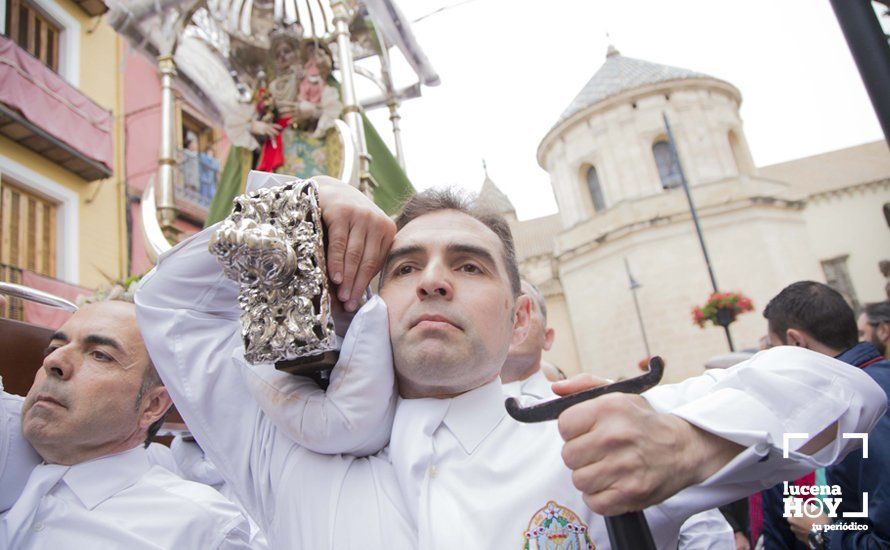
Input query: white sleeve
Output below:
<box><xmin>241</xmin><ymin>295</ymin><xmax>396</xmax><ymax>456</ymax></box>
<box><xmin>170</xmin><ymin>436</ymin><xmax>226</xmax><ymax>488</ymax></box>
<box><xmin>645</xmin><ymin>346</ymin><xmax>886</xmax><ymax>522</ymax></box>
<box><xmin>134</xmin><ymin>225</ymin><xmax>393</xmax><ymax>533</ymax></box>
<box><xmin>0</xmin><ymin>390</ymin><xmax>41</xmax><ymax>513</ymax></box>
<box><xmin>135</xmin><ymin>227</ymin><xmax>322</xmax><ymax>535</ymax></box>
<box><xmin>677</xmin><ymin>508</ymin><xmax>735</xmax><ymax>550</ymax></box>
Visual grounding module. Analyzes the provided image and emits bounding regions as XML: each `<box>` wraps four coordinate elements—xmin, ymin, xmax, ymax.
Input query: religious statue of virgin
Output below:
<box><xmin>249</xmin><ymin>25</ymin><xmax>344</xmax><ymax>179</ymax></box>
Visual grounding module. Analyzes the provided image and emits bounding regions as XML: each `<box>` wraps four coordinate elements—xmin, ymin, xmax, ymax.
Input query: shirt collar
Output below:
<box><xmin>61</xmin><ymin>446</ymin><xmax>151</xmax><ymax>510</ymax></box>
<box><xmin>441</xmin><ymin>378</ymin><xmax>507</xmax><ymax>455</ymax></box>
<box><xmin>520</xmin><ymin>369</ymin><xmax>553</xmax><ymax>400</ymax></box>
<box><xmin>835</xmin><ymin>341</ymin><xmax>884</xmax><ymax>369</ymax></box>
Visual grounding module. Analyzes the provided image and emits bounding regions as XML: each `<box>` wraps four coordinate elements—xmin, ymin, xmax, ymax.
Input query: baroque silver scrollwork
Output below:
<box><xmin>209</xmin><ymin>178</ymin><xmax>337</xmax><ymax>364</ymax></box>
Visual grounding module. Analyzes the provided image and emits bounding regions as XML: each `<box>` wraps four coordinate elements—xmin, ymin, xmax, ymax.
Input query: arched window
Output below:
<box><xmin>585</xmin><ymin>165</ymin><xmax>605</xmax><ymax>212</ymax></box>
<box><xmin>652</xmin><ymin>140</ymin><xmax>681</xmax><ymax>189</ymax></box>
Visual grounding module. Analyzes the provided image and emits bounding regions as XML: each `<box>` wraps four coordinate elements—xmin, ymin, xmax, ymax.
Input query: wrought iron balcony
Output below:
<box><xmin>173</xmin><ymin>149</ymin><xmax>220</xmax><ymax>219</ymax></box>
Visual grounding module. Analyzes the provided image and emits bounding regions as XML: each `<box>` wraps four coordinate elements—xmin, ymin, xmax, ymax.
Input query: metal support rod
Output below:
<box><xmin>663</xmin><ymin>113</ymin><xmax>735</xmax><ymax>351</ymax></box>
<box><xmin>157</xmin><ymin>54</ymin><xmax>180</xmax><ymax>240</ymax></box>
<box><xmin>388</xmin><ymin>100</ymin><xmax>406</xmax><ymax>169</ymax></box>
<box><xmin>330</xmin><ymin>0</ymin><xmax>372</xmax><ymax>193</ymax></box>
<box><xmin>375</xmin><ymin>32</ymin><xmax>406</xmax><ymax>170</ymax></box>
<box><xmin>828</xmin><ymin>0</ymin><xmax>890</xmax><ymax>145</ymax></box>
<box><xmin>624</xmin><ymin>257</ymin><xmax>651</xmax><ymax>357</ymax></box>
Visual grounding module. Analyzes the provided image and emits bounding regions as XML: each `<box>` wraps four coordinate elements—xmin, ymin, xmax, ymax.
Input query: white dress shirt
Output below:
<box><xmin>502</xmin><ymin>368</ymin><xmax>557</xmax><ymax>402</ymax></box>
<box><xmin>0</xmin><ymin>390</ymin><xmax>41</xmax><ymax>513</ymax></box>
<box><xmin>677</xmin><ymin>509</ymin><xmax>735</xmax><ymax>549</ymax></box>
<box><xmin>0</xmin><ymin>445</ymin><xmax>251</xmax><ymax>549</ymax></box>
<box><xmin>502</xmin><ymin>370</ymin><xmax>735</xmax><ymax>549</ymax></box>
<box><xmin>135</xmin><ymin>224</ymin><xmax>887</xmax><ymax>550</ymax></box>
<box><xmin>169</xmin><ymin>436</ymin><xmax>269</xmax><ymax>549</ymax></box>
<box><xmin>146</xmin><ymin>443</ymin><xmax>183</xmax><ymax>476</ymax></box>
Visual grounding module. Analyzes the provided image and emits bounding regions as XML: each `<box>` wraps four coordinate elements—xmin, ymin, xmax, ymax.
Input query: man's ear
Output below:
<box><xmin>511</xmin><ymin>294</ymin><xmax>532</xmax><ymax>347</ymax></box>
<box><xmin>877</xmin><ymin>322</ymin><xmax>890</xmax><ymax>343</ymax></box>
<box><xmin>139</xmin><ymin>386</ymin><xmax>173</xmax><ymax>431</ymax></box>
<box><xmin>785</xmin><ymin>328</ymin><xmax>809</xmax><ymax>349</ymax></box>
<box><xmin>542</xmin><ymin>327</ymin><xmax>555</xmax><ymax>351</ymax></box>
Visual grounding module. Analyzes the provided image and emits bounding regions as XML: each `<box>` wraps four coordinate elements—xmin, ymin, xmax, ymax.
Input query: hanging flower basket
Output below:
<box><xmin>692</xmin><ymin>291</ymin><xmax>754</xmax><ymax>329</ymax></box>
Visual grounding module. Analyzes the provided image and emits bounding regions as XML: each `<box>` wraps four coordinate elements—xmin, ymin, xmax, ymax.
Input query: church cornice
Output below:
<box><xmin>552</xmin><ymin>189</ymin><xmax>804</xmax><ymax>265</ymax></box>
<box><xmin>804</xmin><ymin>177</ymin><xmax>890</xmax><ymax>202</ymax></box>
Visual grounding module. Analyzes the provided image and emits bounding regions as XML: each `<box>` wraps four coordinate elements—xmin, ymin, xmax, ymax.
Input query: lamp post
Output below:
<box><xmin>662</xmin><ymin>113</ymin><xmax>735</xmax><ymax>351</ymax></box>
<box><xmin>623</xmin><ymin>257</ymin><xmax>651</xmax><ymax>358</ymax></box>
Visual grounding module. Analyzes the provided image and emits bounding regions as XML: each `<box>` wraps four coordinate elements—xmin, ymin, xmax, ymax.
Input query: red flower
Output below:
<box><xmin>692</xmin><ymin>291</ymin><xmax>755</xmax><ymax>329</ymax></box>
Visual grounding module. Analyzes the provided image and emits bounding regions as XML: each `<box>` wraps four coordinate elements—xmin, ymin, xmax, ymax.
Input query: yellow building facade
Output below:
<box><xmin>1</xmin><ymin>0</ymin><xmax>127</xmax><ymax>311</ymax></box>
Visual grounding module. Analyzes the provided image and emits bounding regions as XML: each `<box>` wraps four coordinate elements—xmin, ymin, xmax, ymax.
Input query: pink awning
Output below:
<box><xmin>0</xmin><ymin>36</ymin><xmax>113</xmax><ymax>174</ymax></box>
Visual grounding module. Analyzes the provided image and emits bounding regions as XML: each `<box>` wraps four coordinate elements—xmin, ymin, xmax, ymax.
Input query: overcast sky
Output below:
<box><xmin>360</xmin><ymin>0</ymin><xmax>886</xmax><ymax>220</ymax></box>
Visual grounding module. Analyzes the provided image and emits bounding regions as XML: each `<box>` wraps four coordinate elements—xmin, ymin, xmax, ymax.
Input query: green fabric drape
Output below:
<box><xmin>362</xmin><ymin>112</ymin><xmax>414</xmax><ymax>215</ymax></box>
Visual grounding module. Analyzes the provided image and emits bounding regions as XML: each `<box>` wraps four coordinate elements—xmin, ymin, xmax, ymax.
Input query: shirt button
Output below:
<box><xmin>429</xmin><ymin>465</ymin><xmax>439</xmax><ymax>479</ymax></box>
<box><xmin>32</xmin><ymin>522</ymin><xmax>44</xmax><ymax>532</ymax></box>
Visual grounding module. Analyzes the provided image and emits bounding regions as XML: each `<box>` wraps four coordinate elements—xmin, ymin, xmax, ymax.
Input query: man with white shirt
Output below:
<box><xmin>136</xmin><ymin>179</ymin><xmax>886</xmax><ymax>549</ymax></box>
<box><xmin>0</xmin><ymin>300</ymin><xmax>252</xmax><ymax>549</ymax></box>
<box><xmin>501</xmin><ymin>279</ymin><xmax>558</xmax><ymax>401</ymax></box>
<box><xmin>500</xmin><ymin>281</ymin><xmax>735</xmax><ymax>548</ymax></box>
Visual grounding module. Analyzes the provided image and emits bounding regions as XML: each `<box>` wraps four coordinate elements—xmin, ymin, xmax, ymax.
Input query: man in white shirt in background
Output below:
<box><xmin>501</xmin><ymin>279</ymin><xmax>558</xmax><ymax>401</ymax></box>
<box><xmin>0</xmin><ymin>300</ymin><xmax>253</xmax><ymax>549</ymax></box>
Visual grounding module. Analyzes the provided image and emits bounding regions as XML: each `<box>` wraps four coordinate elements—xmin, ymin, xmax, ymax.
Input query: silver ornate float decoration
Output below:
<box><xmin>106</xmin><ymin>0</ymin><xmax>438</xmax><ymax>253</ymax></box>
<box><xmin>208</xmin><ymin>178</ymin><xmax>338</xmax><ymax>368</ymax></box>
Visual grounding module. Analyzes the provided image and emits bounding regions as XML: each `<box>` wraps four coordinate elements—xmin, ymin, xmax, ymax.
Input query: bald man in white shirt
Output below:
<box><xmin>0</xmin><ymin>300</ymin><xmax>252</xmax><ymax>549</ymax></box>
<box><xmin>501</xmin><ymin>279</ymin><xmax>559</xmax><ymax>401</ymax></box>
<box><xmin>136</xmin><ymin>179</ymin><xmax>886</xmax><ymax>549</ymax></box>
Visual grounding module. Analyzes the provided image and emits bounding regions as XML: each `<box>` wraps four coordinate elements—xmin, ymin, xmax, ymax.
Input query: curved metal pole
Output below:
<box><xmin>330</xmin><ymin>0</ymin><xmax>371</xmax><ymax>192</ymax></box>
<box><xmin>0</xmin><ymin>282</ymin><xmax>78</xmax><ymax>311</ymax></box>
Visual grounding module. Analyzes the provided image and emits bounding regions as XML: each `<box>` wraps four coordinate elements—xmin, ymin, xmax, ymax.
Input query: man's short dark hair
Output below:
<box><xmin>863</xmin><ymin>301</ymin><xmax>890</xmax><ymax>325</ymax></box>
<box><xmin>763</xmin><ymin>281</ymin><xmax>858</xmax><ymax>351</ymax></box>
<box><xmin>392</xmin><ymin>188</ymin><xmax>521</xmax><ymax>297</ymax></box>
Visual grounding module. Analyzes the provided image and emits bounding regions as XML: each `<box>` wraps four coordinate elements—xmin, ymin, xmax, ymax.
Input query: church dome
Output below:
<box><xmin>536</xmin><ymin>46</ymin><xmax>752</xmax><ymax>230</ymax></box>
<box><xmin>555</xmin><ymin>46</ymin><xmax>731</xmax><ymax>127</ymax></box>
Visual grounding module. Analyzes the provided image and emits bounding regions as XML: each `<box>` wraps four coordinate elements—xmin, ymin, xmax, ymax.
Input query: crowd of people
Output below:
<box><xmin>1</xmin><ymin>176</ymin><xmax>888</xmax><ymax>549</ymax></box>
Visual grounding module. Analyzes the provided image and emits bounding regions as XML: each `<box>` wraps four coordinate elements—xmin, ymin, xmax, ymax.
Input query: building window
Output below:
<box><xmin>653</xmin><ymin>139</ymin><xmax>681</xmax><ymax>189</ymax></box>
<box><xmin>0</xmin><ymin>179</ymin><xmax>58</xmax><ymax>319</ymax></box>
<box><xmin>585</xmin><ymin>165</ymin><xmax>605</xmax><ymax>212</ymax></box>
<box><xmin>179</xmin><ymin>111</ymin><xmax>219</xmax><ymax>208</ymax></box>
<box><xmin>4</xmin><ymin>0</ymin><xmax>61</xmax><ymax>71</ymax></box>
<box><xmin>821</xmin><ymin>256</ymin><xmax>860</xmax><ymax>312</ymax></box>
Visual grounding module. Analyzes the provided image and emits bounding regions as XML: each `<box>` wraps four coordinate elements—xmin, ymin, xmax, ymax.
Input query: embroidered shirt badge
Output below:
<box><xmin>522</xmin><ymin>500</ymin><xmax>594</xmax><ymax>550</ymax></box>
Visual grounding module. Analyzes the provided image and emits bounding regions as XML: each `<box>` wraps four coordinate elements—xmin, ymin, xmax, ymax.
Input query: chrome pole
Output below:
<box><xmin>330</xmin><ymin>0</ymin><xmax>372</xmax><ymax>193</ymax></box>
<box><xmin>387</xmin><ymin>100</ymin><xmax>405</xmax><ymax>170</ymax></box>
<box><xmin>375</xmin><ymin>33</ymin><xmax>406</xmax><ymax>169</ymax></box>
<box><xmin>156</xmin><ymin>54</ymin><xmax>180</xmax><ymax>240</ymax></box>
